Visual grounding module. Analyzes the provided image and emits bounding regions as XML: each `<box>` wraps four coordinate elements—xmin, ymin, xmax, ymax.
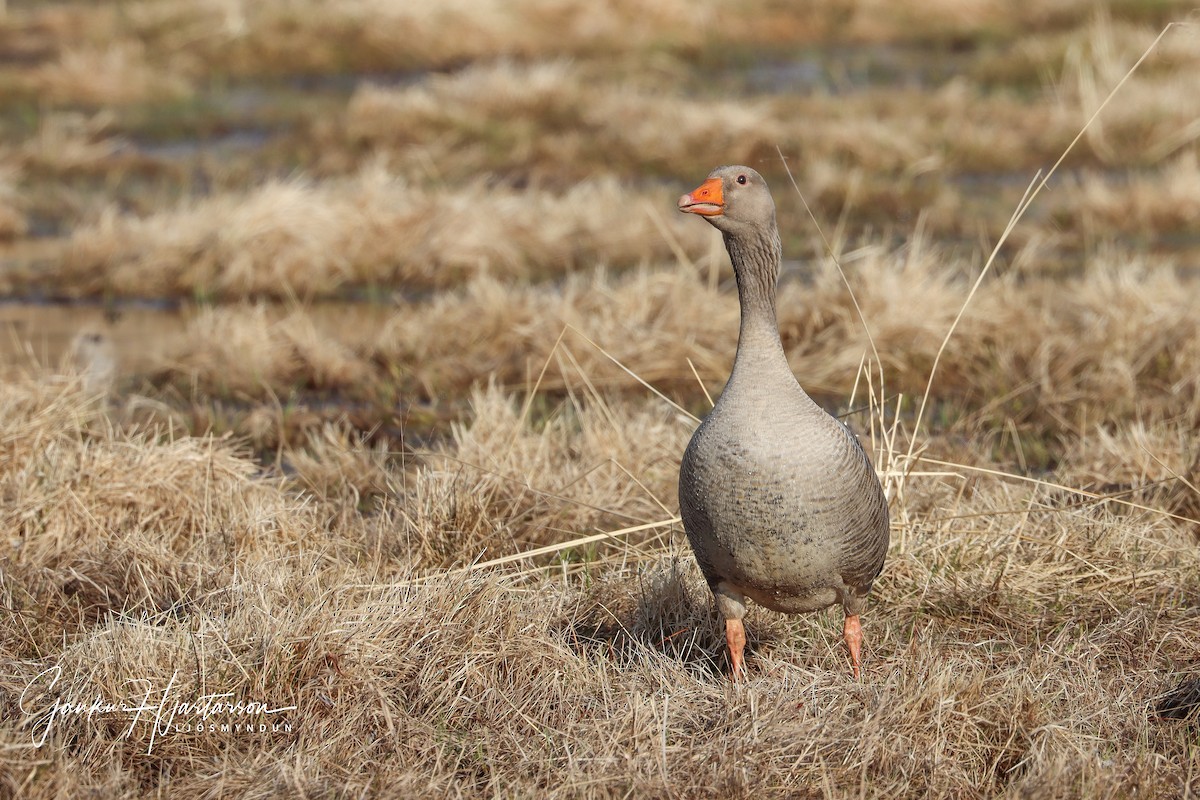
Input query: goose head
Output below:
<box><xmin>677</xmin><ymin>165</ymin><xmax>777</xmax><ymax>239</ymax></box>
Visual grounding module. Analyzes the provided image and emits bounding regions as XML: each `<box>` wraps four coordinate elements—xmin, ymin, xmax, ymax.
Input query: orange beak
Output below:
<box><xmin>678</xmin><ymin>177</ymin><xmax>724</xmax><ymax>217</ymax></box>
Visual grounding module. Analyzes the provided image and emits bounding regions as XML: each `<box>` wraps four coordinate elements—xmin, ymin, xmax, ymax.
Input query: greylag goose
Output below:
<box><xmin>676</xmin><ymin>165</ymin><xmax>889</xmax><ymax>679</ymax></box>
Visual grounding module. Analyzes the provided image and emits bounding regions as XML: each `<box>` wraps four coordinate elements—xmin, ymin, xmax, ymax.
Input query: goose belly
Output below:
<box><xmin>679</xmin><ymin>415</ymin><xmax>886</xmax><ymax>611</ymax></box>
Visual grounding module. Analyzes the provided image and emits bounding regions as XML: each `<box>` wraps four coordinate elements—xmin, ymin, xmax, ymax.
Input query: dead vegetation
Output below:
<box><xmin>2</xmin><ymin>355</ymin><xmax>1199</xmax><ymax>797</ymax></box>
<box><xmin>0</xmin><ymin>5</ymin><xmax>1195</xmax><ymax>265</ymax></box>
<box><xmin>137</xmin><ymin>247</ymin><xmax>1200</xmax><ymax>462</ymax></box>
<box><xmin>48</xmin><ymin>167</ymin><xmax>708</xmax><ymax>299</ymax></box>
<box><xmin>2</xmin><ymin>0</ymin><xmax>1200</xmax><ymax>797</ymax></box>
<box><xmin>5</xmin><ymin>14</ymin><xmax>1193</xmax><ymax>298</ymax></box>
<box><xmin>1059</xmin><ymin>150</ymin><xmax>1200</xmax><ymax>235</ymax></box>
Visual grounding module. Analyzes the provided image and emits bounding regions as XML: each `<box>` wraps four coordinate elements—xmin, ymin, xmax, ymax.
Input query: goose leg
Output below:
<box><xmin>725</xmin><ymin>618</ymin><xmax>747</xmax><ymax>679</ymax></box>
<box><xmin>713</xmin><ymin>582</ymin><xmax>750</xmax><ymax>679</ymax></box>
<box><xmin>843</xmin><ymin>614</ymin><xmax>863</xmax><ymax>680</ymax></box>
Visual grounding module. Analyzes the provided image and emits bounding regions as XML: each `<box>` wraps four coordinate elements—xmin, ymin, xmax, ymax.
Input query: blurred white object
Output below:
<box><xmin>66</xmin><ymin>328</ymin><xmax>117</xmax><ymax>398</ymax></box>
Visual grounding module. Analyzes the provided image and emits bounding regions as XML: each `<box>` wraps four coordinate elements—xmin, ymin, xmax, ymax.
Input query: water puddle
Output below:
<box><xmin>128</xmin><ymin>128</ymin><xmax>274</xmax><ymax>162</ymax></box>
<box><xmin>713</xmin><ymin>42</ymin><xmax>981</xmax><ymax>95</ymax></box>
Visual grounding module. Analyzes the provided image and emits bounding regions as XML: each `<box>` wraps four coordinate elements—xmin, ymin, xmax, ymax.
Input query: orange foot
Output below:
<box><xmin>725</xmin><ymin>618</ymin><xmax>747</xmax><ymax>679</ymax></box>
<box><xmin>844</xmin><ymin>614</ymin><xmax>863</xmax><ymax>680</ymax></box>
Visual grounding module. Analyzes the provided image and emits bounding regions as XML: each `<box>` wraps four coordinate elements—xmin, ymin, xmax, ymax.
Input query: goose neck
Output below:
<box><xmin>726</xmin><ymin>226</ymin><xmax>786</xmax><ymax>368</ymax></box>
<box><xmin>724</xmin><ymin>226</ymin><xmax>792</xmax><ymax>386</ymax></box>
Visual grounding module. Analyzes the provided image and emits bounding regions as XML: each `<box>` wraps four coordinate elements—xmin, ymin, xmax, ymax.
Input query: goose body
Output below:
<box><xmin>677</xmin><ymin>166</ymin><xmax>889</xmax><ymax>678</ymax></box>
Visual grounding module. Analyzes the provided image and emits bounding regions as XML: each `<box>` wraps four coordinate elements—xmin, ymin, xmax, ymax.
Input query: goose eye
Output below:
<box><xmin>736</xmin><ymin>175</ymin><xmax>747</xmax><ymax>185</ymax></box>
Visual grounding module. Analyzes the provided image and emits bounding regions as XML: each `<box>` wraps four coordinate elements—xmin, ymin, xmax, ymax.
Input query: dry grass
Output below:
<box><xmin>8</xmin><ymin>110</ymin><xmax>130</xmax><ymax>176</ymax></box>
<box><xmin>340</xmin><ymin>59</ymin><xmax>1069</xmax><ymax>181</ymax></box>
<box><xmin>0</xmin><ymin>164</ymin><xmax>27</xmax><ymax>240</ymax></box>
<box><xmin>3</xmin><ymin>1</ymin><xmax>1200</xmax><ymax>797</ymax></box>
<box><xmin>337</xmin><ymin>22</ymin><xmax>1199</xmax><ymax>182</ymax></box>
<box><xmin>29</xmin><ymin>40</ymin><xmax>191</xmax><ymax>107</ymax></box>
<box><xmin>0</xmin><ymin>0</ymin><xmax>724</xmax><ymax>102</ymax></box>
<box><xmin>0</xmin><ymin>0</ymin><xmax>1181</xmax><ymax>99</ymax></box>
<box><xmin>2</xmin><ymin>5</ymin><xmax>1194</xmax><ymax>283</ymax></box>
<box><xmin>45</xmin><ymin>165</ymin><xmax>708</xmax><ymax>299</ymax></box>
<box><xmin>120</xmin><ymin>0</ymin><xmax>723</xmax><ymax>78</ymax></box>
<box><xmin>16</xmin><ymin>32</ymin><xmax>1191</xmax><ymax>289</ymax></box>
<box><xmin>137</xmin><ymin>247</ymin><xmax>1200</xmax><ymax>456</ymax></box>
<box><xmin>2</xmin><ymin>362</ymin><xmax>1199</xmax><ymax>797</ymax></box>
<box><xmin>340</xmin><ymin>59</ymin><xmax>785</xmax><ymax>181</ymax></box>
<box><xmin>1059</xmin><ymin>150</ymin><xmax>1200</xmax><ymax>235</ymax></box>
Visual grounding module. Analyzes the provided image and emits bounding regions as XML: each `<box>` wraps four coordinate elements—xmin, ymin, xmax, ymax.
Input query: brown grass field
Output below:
<box><xmin>2</xmin><ymin>1</ymin><xmax>1200</xmax><ymax>797</ymax></box>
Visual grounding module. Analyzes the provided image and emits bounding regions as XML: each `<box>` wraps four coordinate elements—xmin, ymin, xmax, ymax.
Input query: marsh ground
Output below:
<box><xmin>1</xmin><ymin>1</ymin><xmax>1199</xmax><ymax>797</ymax></box>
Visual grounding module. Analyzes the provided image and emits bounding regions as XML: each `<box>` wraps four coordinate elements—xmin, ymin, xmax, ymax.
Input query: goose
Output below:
<box><xmin>676</xmin><ymin>165</ymin><xmax>889</xmax><ymax>679</ymax></box>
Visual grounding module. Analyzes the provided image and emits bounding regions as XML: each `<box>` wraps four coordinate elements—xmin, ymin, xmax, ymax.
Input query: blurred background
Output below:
<box><xmin>0</xmin><ymin>0</ymin><xmax>1196</xmax><ymax>452</ymax></box>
